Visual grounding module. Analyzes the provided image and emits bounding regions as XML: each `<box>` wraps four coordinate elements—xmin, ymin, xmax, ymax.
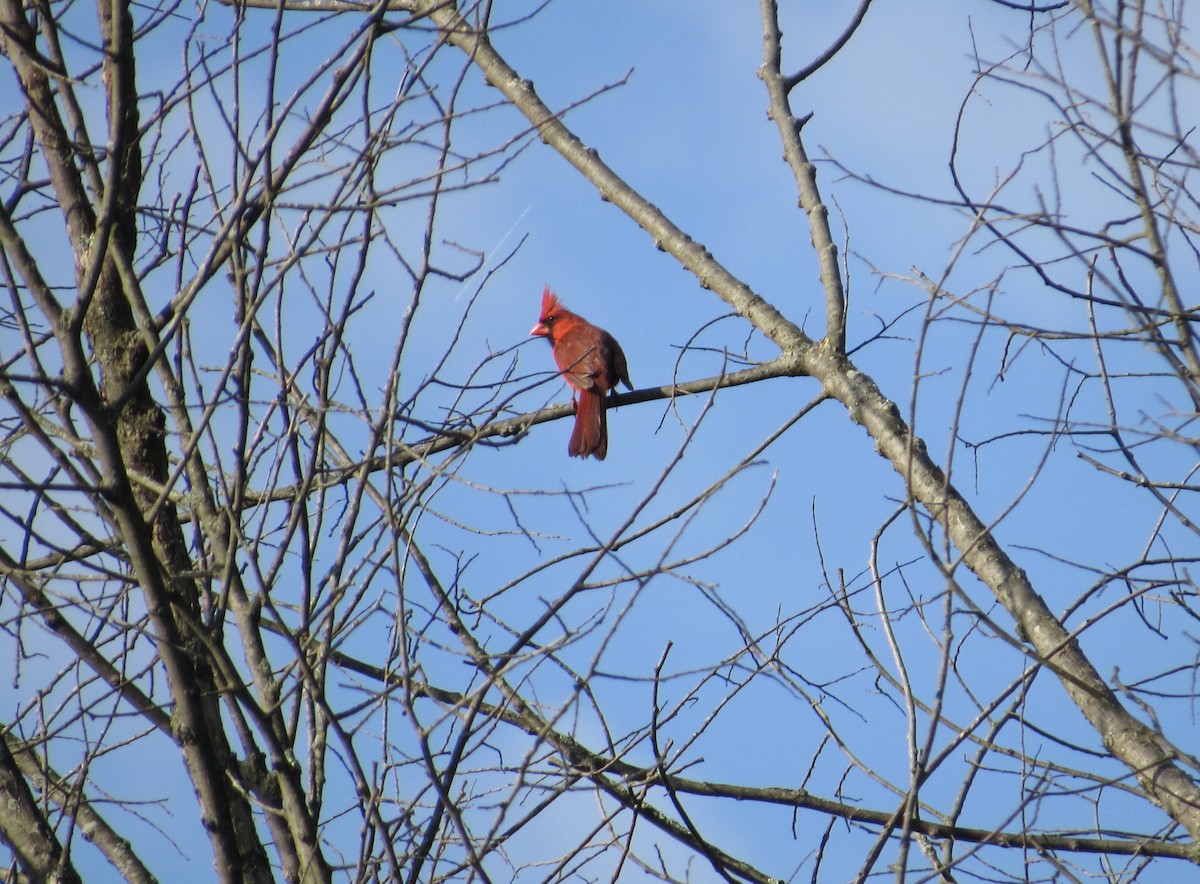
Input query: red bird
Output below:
<box><xmin>530</xmin><ymin>286</ymin><xmax>632</xmax><ymax>460</ymax></box>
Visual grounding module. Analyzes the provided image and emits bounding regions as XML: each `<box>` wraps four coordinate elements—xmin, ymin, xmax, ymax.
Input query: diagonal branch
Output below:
<box><xmin>412</xmin><ymin>0</ymin><xmax>1200</xmax><ymax>845</ymax></box>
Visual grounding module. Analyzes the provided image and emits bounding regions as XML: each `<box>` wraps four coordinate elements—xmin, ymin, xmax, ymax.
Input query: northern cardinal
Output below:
<box><xmin>530</xmin><ymin>286</ymin><xmax>632</xmax><ymax>460</ymax></box>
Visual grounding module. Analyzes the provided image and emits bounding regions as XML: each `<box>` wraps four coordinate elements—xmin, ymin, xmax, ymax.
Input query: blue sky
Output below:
<box><xmin>3</xmin><ymin>0</ymin><xmax>1199</xmax><ymax>880</ymax></box>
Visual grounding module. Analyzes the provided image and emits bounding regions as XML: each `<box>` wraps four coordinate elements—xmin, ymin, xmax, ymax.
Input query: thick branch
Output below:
<box><xmin>8</xmin><ymin>737</ymin><xmax>157</xmax><ymax>884</ymax></box>
<box><xmin>804</xmin><ymin>346</ymin><xmax>1200</xmax><ymax>845</ymax></box>
<box><xmin>0</xmin><ymin>734</ymin><xmax>82</xmax><ymax>884</ymax></box>
<box><xmin>0</xmin><ymin>0</ymin><xmax>279</xmax><ymax>877</ymax></box>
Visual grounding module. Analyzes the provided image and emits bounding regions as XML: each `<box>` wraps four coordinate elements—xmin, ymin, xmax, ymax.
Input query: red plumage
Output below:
<box><xmin>529</xmin><ymin>286</ymin><xmax>632</xmax><ymax>460</ymax></box>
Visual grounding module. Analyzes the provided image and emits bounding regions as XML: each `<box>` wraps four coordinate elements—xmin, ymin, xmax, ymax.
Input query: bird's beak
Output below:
<box><xmin>530</xmin><ymin>322</ymin><xmax>549</xmax><ymax>337</ymax></box>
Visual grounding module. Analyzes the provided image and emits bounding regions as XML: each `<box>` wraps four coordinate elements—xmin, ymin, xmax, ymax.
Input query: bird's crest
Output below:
<box><xmin>540</xmin><ymin>286</ymin><xmax>563</xmax><ymax>321</ymax></box>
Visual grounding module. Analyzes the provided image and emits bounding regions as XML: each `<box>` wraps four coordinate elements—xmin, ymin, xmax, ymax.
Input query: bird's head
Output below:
<box><xmin>530</xmin><ymin>285</ymin><xmax>566</xmax><ymax>339</ymax></box>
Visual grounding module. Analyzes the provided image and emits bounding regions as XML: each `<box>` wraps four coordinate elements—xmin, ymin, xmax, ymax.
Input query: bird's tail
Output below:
<box><xmin>569</xmin><ymin>389</ymin><xmax>608</xmax><ymax>460</ymax></box>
